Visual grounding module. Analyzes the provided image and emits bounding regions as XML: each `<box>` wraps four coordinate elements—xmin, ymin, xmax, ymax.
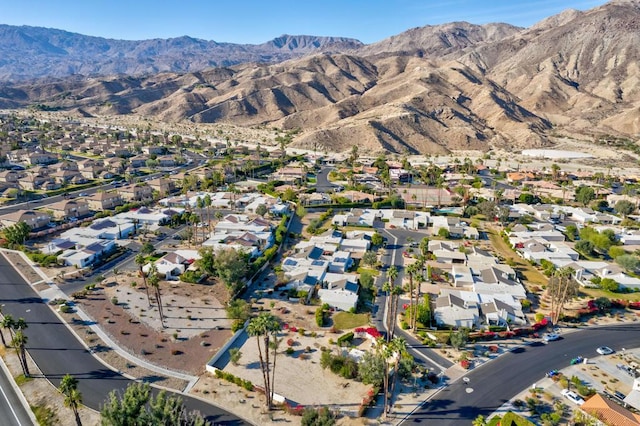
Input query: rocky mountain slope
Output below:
<box><xmin>1</xmin><ymin>0</ymin><xmax>638</xmax><ymax>154</ymax></box>
<box><xmin>0</xmin><ymin>25</ymin><xmax>363</xmax><ymax>81</ymax></box>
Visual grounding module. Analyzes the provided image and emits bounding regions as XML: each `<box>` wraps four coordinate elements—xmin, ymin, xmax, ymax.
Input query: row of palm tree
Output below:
<box><xmin>246</xmin><ymin>312</ymin><xmax>281</xmax><ymax>409</ymax></box>
<box><xmin>0</xmin><ymin>310</ymin><xmax>30</xmax><ymax>378</ymax></box>
<box><xmin>134</xmin><ymin>254</ymin><xmax>164</xmax><ymax>325</ymax></box>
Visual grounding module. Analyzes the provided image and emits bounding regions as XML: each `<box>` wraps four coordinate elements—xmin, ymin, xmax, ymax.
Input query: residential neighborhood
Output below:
<box><xmin>0</xmin><ymin>112</ymin><xmax>639</xmax><ymax>426</ymax></box>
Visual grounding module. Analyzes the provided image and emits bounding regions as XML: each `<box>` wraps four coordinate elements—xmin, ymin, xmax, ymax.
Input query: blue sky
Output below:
<box><xmin>1</xmin><ymin>0</ymin><xmax>607</xmax><ymax>44</ymax></box>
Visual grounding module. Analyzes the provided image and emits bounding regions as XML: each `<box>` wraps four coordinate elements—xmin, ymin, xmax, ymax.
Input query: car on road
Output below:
<box><xmin>543</xmin><ymin>333</ymin><xmax>560</xmax><ymax>342</ymax></box>
<box><xmin>78</xmin><ymin>192</ymin><xmax>88</xmax><ymax>197</ymax></box>
<box><xmin>596</xmin><ymin>346</ymin><xmax>614</xmax><ymax>355</ymax></box>
<box><xmin>561</xmin><ymin>389</ymin><xmax>585</xmax><ymax>405</ymax></box>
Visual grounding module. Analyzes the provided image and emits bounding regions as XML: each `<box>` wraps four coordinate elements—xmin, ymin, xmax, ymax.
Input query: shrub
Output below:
<box><xmin>110</xmin><ymin>297</ymin><xmax>118</xmax><ymax>305</ymax></box>
<box><xmin>336</xmin><ymin>332</ymin><xmax>354</xmax><ymax>346</ymax></box>
<box><xmin>286</xmin><ymin>347</ymin><xmax>294</xmax><ymax>355</ymax></box>
<box><xmin>59</xmin><ymin>304</ymin><xmax>72</xmax><ymax>314</ymax></box>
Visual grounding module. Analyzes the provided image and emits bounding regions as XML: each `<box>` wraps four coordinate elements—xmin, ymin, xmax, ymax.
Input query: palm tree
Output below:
<box><xmin>13</xmin><ymin>317</ymin><xmax>28</xmax><ymax>335</ymax></box>
<box><xmin>147</xmin><ymin>264</ymin><xmax>164</xmax><ymax>325</ymax></box>
<box><xmin>135</xmin><ymin>254</ymin><xmax>152</xmax><ymax>306</ymax></box>
<box><xmin>59</xmin><ymin>374</ymin><xmax>83</xmax><ymax>426</ymax></box>
<box><xmin>203</xmin><ymin>193</ymin><xmax>212</xmax><ymax>234</ymax></box>
<box><xmin>247</xmin><ymin>313</ymin><xmax>281</xmax><ymax>409</ymax></box>
<box><xmin>385</xmin><ymin>266</ymin><xmax>399</xmax><ymax>342</ymax></box>
<box><xmin>11</xmin><ymin>330</ymin><xmax>29</xmax><ymax>377</ymax></box>
<box><xmin>389</xmin><ymin>337</ymin><xmax>407</xmax><ymax>400</ymax></box>
<box><xmin>406</xmin><ymin>263</ymin><xmax>418</xmax><ymax>331</ymax></box>
<box><xmin>377</xmin><ymin>338</ymin><xmax>393</xmax><ymax>418</ymax></box>
<box><xmin>1</xmin><ymin>314</ymin><xmax>15</xmax><ymax>346</ymax></box>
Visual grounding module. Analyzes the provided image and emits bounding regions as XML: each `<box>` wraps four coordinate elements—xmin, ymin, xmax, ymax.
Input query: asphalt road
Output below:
<box><xmin>315</xmin><ymin>167</ymin><xmax>339</xmax><ymax>193</ymax></box>
<box><xmin>0</xmin><ymin>255</ymin><xmax>247</xmax><ymax>425</ymax></box>
<box><xmin>0</xmin><ymin>360</ymin><xmax>34</xmax><ymax>426</ymax></box>
<box><xmin>402</xmin><ymin>323</ymin><xmax>640</xmax><ymax>425</ymax></box>
<box><xmin>377</xmin><ymin>228</ymin><xmax>453</xmax><ymax>372</ymax></box>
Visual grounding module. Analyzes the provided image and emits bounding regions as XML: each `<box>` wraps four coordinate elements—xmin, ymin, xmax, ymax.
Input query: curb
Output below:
<box><xmin>0</xmin><ymin>354</ymin><xmax>39</xmax><ymax>425</ymax></box>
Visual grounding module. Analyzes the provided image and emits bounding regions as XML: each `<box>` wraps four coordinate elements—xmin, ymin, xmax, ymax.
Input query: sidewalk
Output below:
<box><xmin>2</xmin><ymin>249</ymin><xmax>199</xmax><ymax>392</ymax></box>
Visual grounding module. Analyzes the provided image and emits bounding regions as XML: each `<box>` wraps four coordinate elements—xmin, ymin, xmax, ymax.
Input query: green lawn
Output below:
<box><xmin>487</xmin><ymin>228</ymin><xmax>548</xmax><ymax>287</ymax></box>
<box><xmin>580</xmin><ymin>287</ymin><xmax>640</xmax><ymax>302</ymax></box>
<box><xmin>332</xmin><ymin>312</ymin><xmax>369</xmax><ymax>330</ymax></box>
<box><xmin>357</xmin><ymin>267</ymin><xmax>380</xmax><ymax>276</ymax></box>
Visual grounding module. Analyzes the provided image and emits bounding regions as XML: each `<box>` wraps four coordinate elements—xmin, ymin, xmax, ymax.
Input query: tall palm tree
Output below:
<box><xmin>13</xmin><ymin>317</ymin><xmax>27</xmax><ymax>338</ymax></box>
<box><xmin>247</xmin><ymin>313</ymin><xmax>281</xmax><ymax>410</ymax></box>
<box><xmin>59</xmin><ymin>374</ymin><xmax>83</xmax><ymax>426</ymax></box>
<box><xmin>389</xmin><ymin>337</ymin><xmax>407</xmax><ymax>398</ymax></box>
<box><xmin>385</xmin><ymin>266</ymin><xmax>399</xmax><ymax>341</ymax></box>
<box><xmin>11</xmin><ymin>330</ymin><xmax>29</xmax><ymax>377</ymax></box>
<box><xmin>1</xmin><ymin>314</ymin><xmax>15</xmax><ymax>346</ymax></box>
<box><xmin>147</xmin><ymin>264</ymin><xmax>164</xmax><ymax>325</ymax></box>
<box><xmin>377</xmin><ymin>338</ymin><xmax>393</xmax><ymax>418</ymax></box>
<box><xmin>135</xmin><ymin>254</ymin><xmax>152</xmax><ymax>306</ymax></box>
<box><xmin>405</xmin><ymin>263</ymin><xmax>418</xmax><ymax>331</ymax></box>
<box><xmin>203</xmin><ymin>193</ymin><xmax>212</xmax><ymax>234</ymax></box>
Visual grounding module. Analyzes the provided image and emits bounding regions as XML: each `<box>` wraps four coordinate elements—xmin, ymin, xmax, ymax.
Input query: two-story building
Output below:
<box><xmin>85</xmin><ymin>191</ymin><xmax>124</xmax><ymax>211</ymax></box>
<box><xmin>47</xmin><ymin>199</ymin><xmax>91</xmax><ymax>220</ymax></box>
<box><xmin>0</xmin><ymin>209</ymin><xmax>51</xmax><ymax>230</ymax></box>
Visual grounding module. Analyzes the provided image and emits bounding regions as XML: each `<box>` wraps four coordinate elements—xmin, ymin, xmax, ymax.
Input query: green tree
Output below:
<box><xmin>575</xmin><ymin>186</ymin><xmax>595</xmax><ymax>206</ymax></box>
<box><xmin>214</xmin><ymin>248</ymin><xmax>249</xmax><ymax>294</ymax></box>
<box><xmin>256</xmin><ymin>204</ymin><xmax>268</xmax><ymax>217</ymax></box>
<box><xmin>575</xmin><ymin>240</ymin><xmax>594</xmax><ymax>256</ymax></box>
<box><xmin>361</xmin><ymin>250</ymin><xmax>378</xmax><ymax>268</ymax></box>
<box><xmin>371</xmin><ymin>232</ymin><xmax>384</xmax><ymax>247</ymax></box>
<box><xmin>225</xmin><ymin>299</ymin><xmax>250</xmax><ymax>322</ymax></box>
<box><xmin>229</xmin><ymin>348</ymin><xmax>242</xmax><ymax>366</ymax></box>
<box><xmin>3</xmin><ymin>221</ymin><xmax>31</xmax><ymax>246</ymax></box>
<box><xmin>565</xmin><ymin>224</ymin><xmax>578</xmax><ymax>241</ymax></box>
<box><xmin>437</xmin><ymin>228</ymin><xmax>450</xmax><ymax>238</ymax></box>
<box><xmin>615</xmin><ymin>199</ymin><xmax>636</xmax><ymax>217</ymax></box>
<box><xmin>196</xmin><ymin>247</ymin><xmax>216</xmax><ymax>275</ymax></box>
<box><xmin>616</xmin><ymin>254</ymin><xmax>640</xmax><ymax>272</ymax></box>
<box><xmin>358</xmin><ymin>351</ymin><xmax>385</xmax><ymax>387</ymax></box>
<box><xmin>599</xmin><ymin>278</ymin><xmax>619</xmax><ymax>292</ymax></box>
<box><xmin>301</xmin><ymin>406</ymin><xmax>336</xmax><ymax>426</ymax></box>
<box><xmin>608</xmin><ymin>246</ymin><xmax>626</xmax><ymax>260</ymax></box>
<box><xmin>472</xmin><ymin>414</ymin><xmax>487</xmax><ymax>426</ymax></box>
<box><xmin>247</xmin><ymin>313</ymin><xmax>281</xmax><ymax>410</ymax></box>
<box><xmin>59</xmin><ymin>374</ymin><xmax>82</xmax><ymax>426</ymax></box>
<box><xmin>359</xmin><ymin>272</ymin><xmax>374</xmax><ymax>291</ymax></box>
<box><xmin>101</xmin><ymin>382</ymin><xmax>209</xmax><ymax>425</ymax></box>
<box><xmin>449</xmin><ymin>329</ymin><xmax>468</xmax><ymax>350</ymax></box>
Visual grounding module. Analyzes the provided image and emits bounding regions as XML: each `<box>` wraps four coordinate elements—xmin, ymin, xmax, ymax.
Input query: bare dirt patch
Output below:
<box><xmin>71</xmin><ymin>274</ymin><xmax>233</xmax><ymax>376</ymax></box>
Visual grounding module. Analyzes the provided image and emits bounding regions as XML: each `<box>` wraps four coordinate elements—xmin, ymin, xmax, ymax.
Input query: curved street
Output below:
<box><xmin>0</xmin><ymin>255</ymin><xmax>248</xmax><ymax>425</ymax></box>
<box><xmin>402</xmin><ymin>323</ymin><xmax>640</xmax><ymax>425</ymax></box>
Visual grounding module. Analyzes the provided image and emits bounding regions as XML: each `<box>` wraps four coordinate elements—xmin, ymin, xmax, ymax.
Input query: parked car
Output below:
<box><xmin>570</xmin><ymin>356</ymin><xmax>584</xmax><ymax>365</ymax></box>
<box><xmin>596</xmin><ymin>346</ymin><xmax>614</xmax><ymax>355</ymax></box>
<box><xmin>561</xmin><ymin>389</ymin><xmax>585</xmax><ymax>405</ymax></box>
<box><xmin>546</xmin><ymin>369</ymin><xmax>560</xmax><ymax>378</ymax></box>
<box><xmin>543</xmin><ymin>333</ymin><xmax>560</xmax><ymax>342</ymax></box>
<box><xmin>78</xmin><ymin>192</ymin><xmax>88</xmax><ymax>197</ymax></box>
<box><xmin>617</xmin><ymin>364</ymin><xmax>639</xmax><ymax>377</ymax></box>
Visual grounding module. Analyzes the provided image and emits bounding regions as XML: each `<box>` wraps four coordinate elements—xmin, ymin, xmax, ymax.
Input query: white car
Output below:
<box><xmin>543</xmin><ymin>333</ymin><xmax>560</xmax><ymax>342</ymax></box>
<box><xmin>561</xmin><ymin>389</ymin><xmax>585</xmax><ymax>405</ymax></box>
<box><xmin>597</xmin><ymin>346</ymin><xmax>614</xmax><ymax>355</ymax></box>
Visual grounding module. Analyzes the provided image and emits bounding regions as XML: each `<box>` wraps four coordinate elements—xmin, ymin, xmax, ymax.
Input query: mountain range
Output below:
<box><xmin>0</xmin><ymin>0</ymin><xmax>639</xmax><ymax>154</ymax></box>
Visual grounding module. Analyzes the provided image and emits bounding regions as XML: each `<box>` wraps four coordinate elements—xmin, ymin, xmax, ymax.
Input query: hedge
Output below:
<box><xmin>336</xmin><ymin>331</ymin><xmax>354</xmax><ymax>346</ymax></box>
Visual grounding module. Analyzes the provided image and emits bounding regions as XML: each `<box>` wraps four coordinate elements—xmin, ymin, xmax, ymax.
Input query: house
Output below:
<box><xmin>143</xmin><ymin>252</ymin><xmax>191</xmax><ymax>280</ymax></box>
<box><xmin>146</xmin><ymin>178</ymin><xmax>175</xmax><ymax>197</ymax></box>
<box><xmin>317</xmin><ymin>276</ymin><xmax>359</xmax><ymax>311</ymax></box>
<box><xmin>399</xmin><ymin>185</ymin><xmax>455</xmax><ymax>207</ymax></box>
<box><xmin>273</xmin><ymin>167</ymin><xmax>306</xmax><ymax>184</ymax></box>
<box><xmin>47</xmin><ymin>199</ymin><xmax>91</xmax><ymax>220</ymax></box>
<box><xmin>0</xmin><ymin>170</ymin><xmax>21</xmax><ymax>183</ymax></box>
<box><xmin>580</xmin><ymin>393</ymin><xmax>640</xmax><ymax>426</ymax></box>
<box><xmin>58</xmin><ymin>239</ymin><xmax>115</xmax><ymax>268</ymax></box>
<box><xmin>119</xmin><ymin>183</ymin><xmax>153</xmax><ymax>202</ymax></box>
<box><xmin>85</xmin><ymin>191</ymin><xmax>124</xmax><ymax>211</ymax></box>
<box><xmin>479</xmin><ymin>298</ymin><xmax>526</xmax><ymax>327</ymax></box>
<box><xmin>0</xmin><ymin>209</ymin><xmax>51</xmax><ymax>230</ymax></box>
<box><xmin>434</xmin><ymin>293</ymin><xmax>479</xmax><ymax>328</ymax></box>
